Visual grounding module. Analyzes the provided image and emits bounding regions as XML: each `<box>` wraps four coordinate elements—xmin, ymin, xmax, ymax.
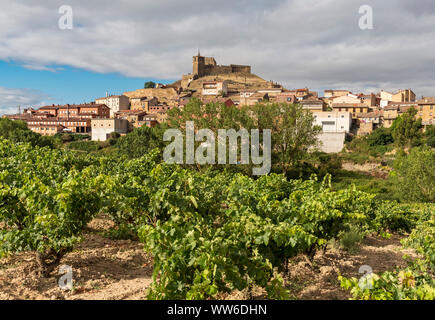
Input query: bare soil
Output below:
<box><xmin>342</xmin><ymin>162</ymin><xmax>390</xmax><ymax>179</ymax></box>
<box><xmin>0</xmin><ymin>216</ymin><xmax>415</xmax><ymax>300</ymax></box>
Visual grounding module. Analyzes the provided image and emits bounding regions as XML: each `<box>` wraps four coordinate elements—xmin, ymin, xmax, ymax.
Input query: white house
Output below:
<box><xmin>313</xmin><ymin>111</ymin><xmax>352</xmax><ymax>133</ymax></box>
<box><xmin>91</xmin><ymin>118</ymin><xmax>130</xmax><ymax>141</ymax></box>
<box><xmin>201</xmin><ymin>81</ymin><xmax>228</xmax><ymax>96</ymax></box>
<box><xmin>313</xmin><ymin>111</ymin><xmax>352</xmax><ymax>153</ymax></box>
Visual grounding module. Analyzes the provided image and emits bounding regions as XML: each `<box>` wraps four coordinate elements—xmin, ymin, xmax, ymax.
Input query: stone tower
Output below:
<box><xmin>193</xmin><ymin>51</ymin><xmax>205</xmax><ymax>77</ymax></box>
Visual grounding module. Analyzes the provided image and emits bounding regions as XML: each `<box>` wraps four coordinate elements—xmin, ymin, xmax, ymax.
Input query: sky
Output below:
<box><xmin>1</xmin><ymin>0</ymin><xmax>435</xmax><ymax>115</ymax></box>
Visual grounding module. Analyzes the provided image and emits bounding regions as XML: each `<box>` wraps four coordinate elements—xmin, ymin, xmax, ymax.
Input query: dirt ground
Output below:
<box><xmin>0</xmin><ymin>216</ymin><xmax>415</xmax><ymax>300</ymax></box>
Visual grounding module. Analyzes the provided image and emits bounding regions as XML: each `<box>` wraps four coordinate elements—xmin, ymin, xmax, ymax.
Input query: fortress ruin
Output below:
<box><xmin>182</xmin><ymin>52</ymin><xmax>252</xmax><ymax>89</ymax></box>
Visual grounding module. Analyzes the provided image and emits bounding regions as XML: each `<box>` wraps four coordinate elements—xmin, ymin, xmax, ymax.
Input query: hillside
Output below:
<box><xmin>123</xmin><ymin>72</ymin><xmax>280</xmax><ymax>104</ymax></box>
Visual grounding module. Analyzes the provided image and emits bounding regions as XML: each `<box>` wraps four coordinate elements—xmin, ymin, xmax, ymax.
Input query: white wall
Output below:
<box><xmin>92</xmin><ymin>127</ymin><xmax>113</xmax><ymax>141</ymax></box>
<box><xmin>91</xmin><ymin>119</ymin><xmax>129</xmax><ymax>141</ymax></box>
<box><xmin>318</xmin><ymin>132</ymin><xmax>346</xmax><ymax>153</ymax></box>
<box><xmin>313</xmin><ymin>112</ymin><xmax>352</xmax><ymax>133</ymax></box>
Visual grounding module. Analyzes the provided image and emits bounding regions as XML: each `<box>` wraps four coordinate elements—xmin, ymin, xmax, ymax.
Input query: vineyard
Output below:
<box><xmin>0</xmin><ymin>139</ymin><xmax>435</xmax><ymax>299</ymax></box>
<box><xmin>0</xmin><ymin>137</ymin><xmax>434</xmax><ymax>300</ymax></box>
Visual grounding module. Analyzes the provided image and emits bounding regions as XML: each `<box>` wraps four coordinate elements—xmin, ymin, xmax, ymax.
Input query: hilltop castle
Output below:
<box><xmin>182</xmin><ymin>52</ymin><xmax>252</xmax><ymax>89</ymax></box>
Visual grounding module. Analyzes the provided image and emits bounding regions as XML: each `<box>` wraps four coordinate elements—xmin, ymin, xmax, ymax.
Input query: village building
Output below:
<box><xmin>28</xmin><ymin>123</ymin><xmax>65</xmax><ymax>136</ymax></box>
<box><xmin>330</xmin><ymin>94</ymin><xmax>362</xmax><ymax>105</ymax></box>
<box><xmin>356</xmin><ymin>112</ymin><xmax>382</xmax><ymax>135</ymax></box>
<box><xmin>313</xmin><ymin>111</ymin><xmax>352</xmax><ymax>133</ymax></box>
<box><xmin>275</xmin><ymin>92</ymin><xmax>297</xmax><ymax>104</ymax></box>
<box><xmin>382</xmin><ymin>103</ymin><xmax>416</xmax><ymax>128</ymax></box>
<box><xmin>417</xmin><ymin>97</ymin><xmax>435</xmax><ymax>125</ymax></box>
<box><xmin>95</xmin><ymin>95</ymin><xmax>130</xmax><ymax>117</ymax></box>
<box><xmin>239</xmin><ymin>92</ymin><xmax>269</xmax><ymax>106</ymax></box>
<box><xmin>299</xmin><ymin>97</ymin><xmax>325</xmax><ymax>112</ymax></box>
<box><xmin>114</xmin><ymin>110</ymin><xmax>148</xmax><ymax>129</ymax></box>
<box><xmin>26</xmin><ymin>118</ymin><xmax>91</xmax><ymax>134</ymax></box>
<box><xmin>91</xmin><ymin>118</ymin><xmax>130</xmax><ymax>141</ymax></box>
<box><xmin>130</xmin><ymin>96</ymin><xmax>159</xmax><ymax>111</ymax></box>
<box><xmin>200</xmin><ymin>97</ymin><xmax>236</xmax><ymax>107</ymax></box>
<box><xmin>256</xmin><ymin>88</ymin><xmax>283</xmax><ymax>98</ymax></box>
<box><xmin>55</xmin><ymin>104</ymin><xmax>110</xmax><ymax>119</ymax></box>
<box><xmin>331</xmin><ymin>103</ymin><xmax>370</xmax><ymax>119</ymax></box>
<box><xmin>201</xmin><ymin>81</ymin><xmax>228</xmax><ymax>96</ymax></box>
<box><xmin>324</xmin><ymin>90</ymin><xmax>352</xmax><ymax>98</ymax></box>
<box><xmin>359</xmin><ymin>93</ymin><xmax>377</xmax><ymax>107</ymax></box>
<box><xmin>380</xmin><ymin>89</ymin><xmax>416</xmax><ymax>108</ymax></box>
<box><xmin>148</xmin><ymin>105</ymin><xmax>175</xmax><ymax>113</ymax></box>
<box><xmin>284</xmin><ymin>88</ymin><xmax>315</xmax><ymax>101</ymax></box>
<box><xmin>137</xmin><ymin>114</ymin><xmax>158</xmax><ymax>128</ymax></box>
<box><xmin>313</xmin><ymin>111</ymin><xmax>352</xmax><ymax>153</ymax></box>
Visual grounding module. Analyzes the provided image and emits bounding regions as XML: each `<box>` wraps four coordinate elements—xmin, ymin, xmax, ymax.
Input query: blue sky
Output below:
<box><xmin>0</xmin><ymin>60</ymin><xmax>172</xmax><ymax>114</ymax></box>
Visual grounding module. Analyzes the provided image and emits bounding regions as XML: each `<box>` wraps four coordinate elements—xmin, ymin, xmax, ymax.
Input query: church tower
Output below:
<box><xmin>193</xmin><ymin>51</ymin><xmax>205</xmax><ymax>77</ymax></box>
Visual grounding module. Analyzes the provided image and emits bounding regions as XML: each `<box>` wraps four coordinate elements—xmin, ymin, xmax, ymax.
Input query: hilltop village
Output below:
<box><xmin>4</xmin><ymin>53</ymin><xmax>435</xmax><ymax>153</ymax></box>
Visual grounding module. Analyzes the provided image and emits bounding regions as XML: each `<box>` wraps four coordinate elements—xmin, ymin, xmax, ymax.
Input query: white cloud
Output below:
<box><xmin>1</xmin><ymin>0</ymin><xmax>435</xmax><ymax>96</ymax></box>
<box><xmin>0</xmin><ymin>87</ymin><xmax>52</xmax><ymax>115</ymax></box>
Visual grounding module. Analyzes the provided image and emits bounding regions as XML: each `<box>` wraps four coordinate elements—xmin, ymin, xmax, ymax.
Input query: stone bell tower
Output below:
<box><xmin>193</xmin><ymin>50</ymin><xmax>205</xmax><ymax>77</ymax></box>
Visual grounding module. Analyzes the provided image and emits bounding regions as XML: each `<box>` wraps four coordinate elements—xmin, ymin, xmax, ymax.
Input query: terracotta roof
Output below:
<box><xmin>332</xmin><ymin>103</ymin><xmax>367</xmax><ymax>107</ymax></box>
<box><xmin>357</xmin><ymin>112</ymin><xmax>381</xmax><ymax>118</ymax></box>
<box><xmin>300</xmin><ymin>96</ymin><xmax>322</xmax><ymax>102</ymax></box>
<box><xmin>115</xmin><ymin>110</ymin><xmax>147</xmax><ymax>115</ymax></box>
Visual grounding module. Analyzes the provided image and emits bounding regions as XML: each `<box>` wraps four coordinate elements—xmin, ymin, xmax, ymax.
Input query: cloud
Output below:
<box><xmin>0</xmin><ymin>87</ymin><xmax>52</xmax><ymax>115</ymax></box>
<box><xmin>1</xmin><ymin>0</ymin><xmax>435</xmax><ymax>96</ymax></box>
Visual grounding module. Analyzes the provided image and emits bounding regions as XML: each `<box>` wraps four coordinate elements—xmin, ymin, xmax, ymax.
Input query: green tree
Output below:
<box><xmin>425</xmin><ymin>125</ymin><xmax>435</xmax><ymax>148</ymax></box>
<box><xmin>0</xmin><ymin>118</ymin><xmax>53</xmax><ymax>148</ymax></box>
<box><xmin>391</xmin><ymin>107</ymin><xmax>423</xmax><ymax>147</ymax></box>
<box><xmin>166</xmin><ymin>100</ymin><xmax>321</xmax><ymax>174</ymax></box>
<box><xmin>245</xmin><ymin>102</ymin><xmax>321</xmax><ymax>173</ymax></box>
<box><xmin>144</xmin><ymin>81</ymin><xmax>156</xmax><ymax>89</ymax></box>
<box><xmin>366</xmin><ymin>127</ymin><xmax>394</xmax><ymax>147</ymax></box>
<box><xmin>116</xmin><ymin>126</ymin><xmax>163</xmax><ymax>159</ymax></box>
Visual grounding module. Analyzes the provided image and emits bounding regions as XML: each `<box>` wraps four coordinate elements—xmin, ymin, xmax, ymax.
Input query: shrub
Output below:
<box><xmin>67</xmin><ymin>141</ymin><xmax>101</xmax><ymax>152</ymax></box>
<box><xmin>366</xmin><ymin>127</ymin><xmax>394</xmax><ymax>147</ymax></box>
<box><xmin>392</xmin><ymin>147</ymin><xmax>435</xmax><ymax>203</ymax></box>
<box><xmin>339</xmin><ymin>226</ymin><xmax>364</xmax><ymax>254</ymax></box>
